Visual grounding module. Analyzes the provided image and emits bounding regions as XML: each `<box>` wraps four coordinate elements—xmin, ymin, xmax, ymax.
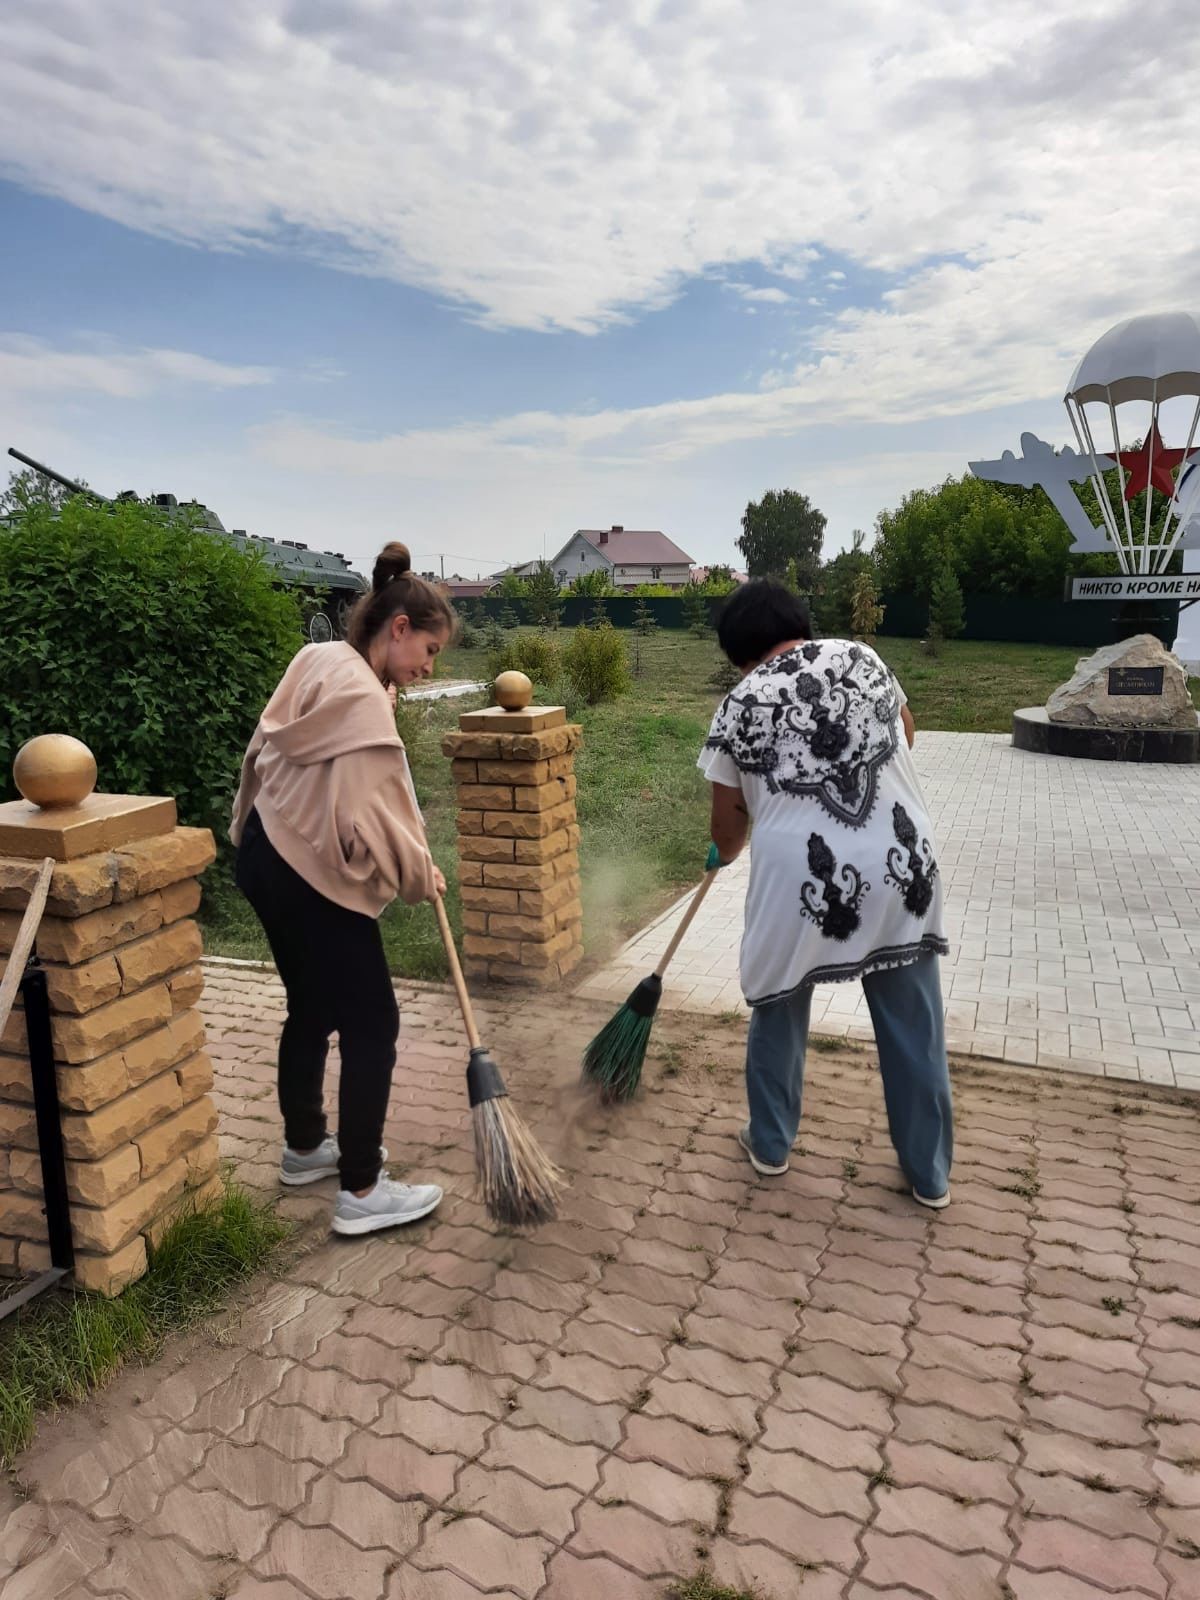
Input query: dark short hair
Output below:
<box><xmin>716</xmin><ymin>578</ymin><xmax>813</xmax><ymax>667</ymax></box>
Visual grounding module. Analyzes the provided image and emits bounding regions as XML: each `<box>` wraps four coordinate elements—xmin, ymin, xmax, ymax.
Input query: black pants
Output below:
<box><xmin>235</xmin><ymin>808</ymin><xmax>398</xmax><ymax>1192</ymax></box>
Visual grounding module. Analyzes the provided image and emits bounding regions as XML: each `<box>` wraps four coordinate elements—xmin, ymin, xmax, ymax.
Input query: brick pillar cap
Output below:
<box><xmin>0</xmin><ymin>796</ymin><xmax>178</xmax><ymax>862</ymax></box>
<box><xmin>458</xmin><ymin>706</ymin><xmax>567</xmax><ymax>734</ymax></box>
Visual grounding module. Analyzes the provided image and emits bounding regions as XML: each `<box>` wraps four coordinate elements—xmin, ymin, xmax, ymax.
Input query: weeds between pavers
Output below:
<box><xmin>667</xmin><ymin>1575</ymin><xmax>762</xmax><ymax>1600</ymax></box>
<box><xmin>0</xmin><ymin>1182</ymin><xmax>288</xmax><ymax>1465</ymax></box>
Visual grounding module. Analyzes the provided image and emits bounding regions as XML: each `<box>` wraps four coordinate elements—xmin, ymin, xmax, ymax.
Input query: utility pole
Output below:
<box><xmin>440</xmin><ymin>555</ymin><xmax>445</xmax><ymax>580</ymax></box>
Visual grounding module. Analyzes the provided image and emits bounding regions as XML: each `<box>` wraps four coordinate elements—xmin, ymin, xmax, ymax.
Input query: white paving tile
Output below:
<box><xmin>577</xmin><ymin>731</ymin><xmax>1200</xmax><ymax>1089</ymax></box>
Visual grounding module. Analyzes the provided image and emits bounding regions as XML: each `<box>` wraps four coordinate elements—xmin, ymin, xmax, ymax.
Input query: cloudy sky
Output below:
<box><xmin>2</xmin><ymin>0</ymin><xmax>1197</xmax><ymax>578</ymax></box>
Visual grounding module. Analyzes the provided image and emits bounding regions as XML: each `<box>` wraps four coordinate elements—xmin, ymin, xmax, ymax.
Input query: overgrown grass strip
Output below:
<box><xmin>0</xmin><ymin>1182</ymin><xmax>288</xmax><ymax>1465</ymax></box>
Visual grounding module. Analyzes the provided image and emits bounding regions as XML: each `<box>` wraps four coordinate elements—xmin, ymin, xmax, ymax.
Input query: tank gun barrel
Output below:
<box><xmin>6</xmin><ymin>447</ymin><xmax>110</xmax><ymax>502</ymax></box>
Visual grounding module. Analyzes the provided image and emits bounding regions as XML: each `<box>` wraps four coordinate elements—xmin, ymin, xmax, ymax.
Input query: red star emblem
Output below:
<box><xmin>1117</xmin><ymin>422</ymin><xmax>1197</xmax><ymax>502</ymax></box>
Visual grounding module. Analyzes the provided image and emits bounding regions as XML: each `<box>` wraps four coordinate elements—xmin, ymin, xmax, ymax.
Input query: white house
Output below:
<box><xmin>549</xmin><ymin>525</ymin><xmax>694</xmax><ymax>590</ymax></box>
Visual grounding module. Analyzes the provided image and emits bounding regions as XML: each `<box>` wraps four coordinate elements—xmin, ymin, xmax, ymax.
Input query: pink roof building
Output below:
<box><xmin>550</xmin><ymin>524</ymin><xmax>694</xmax><ymax>589</ymax></box>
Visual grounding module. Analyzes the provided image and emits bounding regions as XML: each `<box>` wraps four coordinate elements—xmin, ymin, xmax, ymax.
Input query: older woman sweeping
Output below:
<box><xmin>700</xmin><ymin>579</ymin><xmax>954</xmax><ymax>1208</ymax></box>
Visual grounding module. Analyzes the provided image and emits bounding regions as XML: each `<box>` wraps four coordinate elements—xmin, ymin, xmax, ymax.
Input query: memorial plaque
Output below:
<box><xmin>1108</xmin><ymin>666</ymin><xmax>1165</xmax><ymax>696</ymax></box>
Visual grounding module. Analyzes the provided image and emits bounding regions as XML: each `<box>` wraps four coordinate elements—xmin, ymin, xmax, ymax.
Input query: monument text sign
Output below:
<box><xmin>1108</xmin><ymin>666</ymin><xmax>1165</xmax><ymax>696</ymax></box>
<box><xmin>1070</xmin><ymin>574</ymin><xmax>1200</xmax><ymax>602</ymax></box>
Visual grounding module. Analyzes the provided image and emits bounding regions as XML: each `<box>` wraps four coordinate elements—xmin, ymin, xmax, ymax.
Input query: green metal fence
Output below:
<box><xmin>456</xmin><ymin>591</ymin><xmax>1179</xmax><ymax>647</ymax></box>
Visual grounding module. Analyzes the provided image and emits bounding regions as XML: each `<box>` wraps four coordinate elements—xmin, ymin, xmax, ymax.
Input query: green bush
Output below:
<box><xmin>488</xmin><ymin>630</ymin><xmax>561</xmax><ymax>688</ymax></box>
<box><xmin>709</xmin><ymin>652</ymin><xmax>742</xmax><ymax>692</ymax></box>
<box><xmin>562</xmin><ymin>620</ymin><xmax>630</xmax><ymax>704</ymax></box>
<box><xmin>0</xmin><ymin>495</ymin><xmax>302</xmax><ymax>834</ymax></box>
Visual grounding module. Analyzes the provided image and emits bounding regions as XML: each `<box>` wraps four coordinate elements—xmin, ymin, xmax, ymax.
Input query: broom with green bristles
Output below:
<box><xmin>582</xmin><ymin>848</ymin><xmax>724</xmax><ymax>1103</ymax></box>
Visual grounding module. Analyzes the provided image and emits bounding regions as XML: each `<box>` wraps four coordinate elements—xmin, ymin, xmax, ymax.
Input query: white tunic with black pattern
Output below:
<box><xmin>699</xmin><ymin>640</ymin><xmax>948</xmax><ymax>1006</ymax></box>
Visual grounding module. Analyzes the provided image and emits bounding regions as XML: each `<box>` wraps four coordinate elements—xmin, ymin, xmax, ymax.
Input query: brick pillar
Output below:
<box><xmin>0</xmin><ymin>767</ymin><xmax>220</xmax><ymax>1296</ymax></box>
<box><xmin>442</xmin><ymin>697</ymin><xmax>583</xmax><ymax>986</ymax></box>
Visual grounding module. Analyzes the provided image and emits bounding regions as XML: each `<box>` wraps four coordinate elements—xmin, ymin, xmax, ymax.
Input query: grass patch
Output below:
<box><xmin>878</xmin><ymin>636</ymin><xmax>1200</xmax><ymax>731</ymax></box>
<box><xmin>0</xmin><ymin>1183</ymin><xmax>287</xmax><ymax>1465</ymax></box>
<box><xmin>667</xmin><ymin>1576</ymin><xmax>762</xmax><ymax>1600</ymax></box>
<box><xmin>202</xmin><ymin>631</ymin><xmax>1178</xmax><ymax>978</ymax></box>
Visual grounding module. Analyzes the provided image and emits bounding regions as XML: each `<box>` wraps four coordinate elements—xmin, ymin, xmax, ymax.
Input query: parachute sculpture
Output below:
<box><xmin>1063</xmin><ymin>311</ymin><xmax>1200</xmax><ymax>575</ymax></box>
<box><xmin>971</xmin><ymin>311</ymin><xmax>1200</xmax><ymax>577</ymax></box>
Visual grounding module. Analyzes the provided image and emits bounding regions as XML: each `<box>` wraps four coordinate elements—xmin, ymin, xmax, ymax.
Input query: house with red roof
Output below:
<box><xmin>549</xmin><ymin>525</ymin><xmax>694</xmax><ymax>590</ymax></box>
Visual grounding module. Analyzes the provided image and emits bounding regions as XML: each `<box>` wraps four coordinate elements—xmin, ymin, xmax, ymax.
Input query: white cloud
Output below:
<box><xmin>2</xmin><ymin>1</ymin><xmax>1197</xmax><ymax>367</ymax></box>
<box><xmin>4</xmin><ymin>0</ymin><xmax>1200</xmax><ymax>566</ymax></box>
<box><xmin>0</xmin><ymin>335</ymin><xmax>273</xmax><ymax>398</ymax></box>
<box><xmin>724</xmin><ymin>283</ymin><xmax>792</xmax><ymax>305</ymax></box>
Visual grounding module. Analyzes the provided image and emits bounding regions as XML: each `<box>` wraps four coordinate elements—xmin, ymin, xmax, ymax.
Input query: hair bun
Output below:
<box><xmin>373</xmin><ymin>541</ymin><xmax>412</xmax><ymax>591</ymax></box>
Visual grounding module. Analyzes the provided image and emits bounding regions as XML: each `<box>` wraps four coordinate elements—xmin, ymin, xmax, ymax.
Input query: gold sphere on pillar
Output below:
<box><xmin>494</xmin><ymin>671</ymin><xmax>534</xmax><ymax>711</ymax></box>
<box><xmin>13</xmin><ymin>734</ymin><xmax>99</xmax><ymax>809</ymax></box>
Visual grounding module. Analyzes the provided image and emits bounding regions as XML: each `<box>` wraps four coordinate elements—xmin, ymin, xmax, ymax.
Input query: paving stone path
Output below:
<box><xmin>579</xmin><ymin>732</ymin><xmax>1200</xmax><ymax>1091</ymax></box>
<box><xmin>3</xmin><ymin>963</ymin><xmax>1200</xmax><ymax>1599</ymax></box>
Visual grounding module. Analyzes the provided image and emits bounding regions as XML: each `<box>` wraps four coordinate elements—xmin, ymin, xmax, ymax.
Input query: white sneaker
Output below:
<box><xmin>737</xmin><ymin>1125</ymin><xmax>789</xmax><ymax>1177</ymax></box>
<box><xmin>280</xmin><ymin>1136</ymin><xmax>389</xmax><ymax>1187</ymax></box>
<box><xmin>912</xmin><ymin>1186</ymin><xmax>951</xmax><ymax>1210</ymax></box>
<box><xmin>332</xmin><ymin>1177</ymin><xmax>443</xmax><ymax>1236</ymax></box>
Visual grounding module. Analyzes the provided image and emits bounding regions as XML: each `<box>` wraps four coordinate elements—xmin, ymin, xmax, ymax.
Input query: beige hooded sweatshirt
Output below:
<box><xmin>230</xmin><ymin>642</ymin><xmax>437</xmax><ymax>917</ymax></box>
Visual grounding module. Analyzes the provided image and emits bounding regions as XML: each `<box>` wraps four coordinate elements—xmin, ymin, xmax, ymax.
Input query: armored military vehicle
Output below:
<box><xmin>6</xmin><ymin>447</ymin><xmax>367</xmax><ymax>640</ymax></box>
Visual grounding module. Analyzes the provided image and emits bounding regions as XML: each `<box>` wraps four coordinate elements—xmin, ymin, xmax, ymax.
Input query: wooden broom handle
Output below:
<box><xmin>0</xmin><ymin>858</ymin><xmax>55</xmax><ymax>1043</ymax></box>
<box><xmin>654</xmin><ymin>869</ymin><xmax>719</xmax><ymax>979</ymax></box>
<box><xmin>433</xmin><ymin>895</ymin><xmax>482</xmax><ymax>1051</ymax></box>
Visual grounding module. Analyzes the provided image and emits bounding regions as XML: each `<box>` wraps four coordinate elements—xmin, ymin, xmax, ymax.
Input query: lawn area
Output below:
<box><xmin>199</xmin><ymin>629</ymin><xmax>1192</xmax><ymax>978</ymax></box>
<box><xmin>201</xmin><ymin>627</ymin><xmax>725</xmax><ymax>976</ymax></box>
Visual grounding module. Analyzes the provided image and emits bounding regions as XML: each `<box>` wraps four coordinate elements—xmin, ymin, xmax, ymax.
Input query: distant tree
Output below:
<box><xmin>929</xmin><ymin>564</ymin><xmax>965</xmax><ymax>640</ymax></box>
<box><xmin>1</xmin><ymin>466</ymin><xmax>90</xmax><ymax>516</ymax></box>
<box><xmin>695</xmin><ymin>564</ymin><xmax>739</xmax><ymax>596</ymax></box>
<box><xmin>633</xmin><ymin>595</ymin><xmax>658</xmax><ymax>637</ymax></box>
<box><xmin>485</xmin><ymin>616</ymin><xmax>507</xmax><ymax>651</ymax></box>
<box><xmin>499</xmin><ymin>602</ymin><xmax>521</xmax><ymax>630</ymax></box>
<box><xmin>874</xmin><ymin>470</ymin><xmax>1125</xmax><ymax>602</ymax></box>
<box><xmin>496</xmin><ymin>570</ymin><xmax>528</xmax><ymax>598</ymax></box>
<box><xmin>738</xmin><ymin>489</ymin><xmax>826</xmax><ymax>589</ymax></box>
<box><xmin>569</xmin><ymin>569</ymin><xmax>615</xmax><ymax>597</ymax></box>
<box><xmin>525</xmin><ymin>560</ymin><xmax>563</xmax><ymax>628</ymax></box>
<box><xmin>814</xmin><ymin>529</ymin><xmax>873</xmax><ymax>636</ymax></box>
<box><xmin>682</xmin><ymin>584</ymin><xmax>710</xmax><ymax>636</ymax></box>
<box><xmin>850</xmin><ymin>568</ymin><xmax>885</xmax><ymax>640</ymax></box>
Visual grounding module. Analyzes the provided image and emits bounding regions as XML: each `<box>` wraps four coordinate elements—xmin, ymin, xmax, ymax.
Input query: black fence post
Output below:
<box><xmin>21</xmin><ymin>962</ymin><xmax>74</xmax><ymax>1271</ymax></box>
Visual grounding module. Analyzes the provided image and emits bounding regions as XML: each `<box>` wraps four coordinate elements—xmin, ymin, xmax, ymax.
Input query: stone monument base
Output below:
<box><xmin>1013</xmin><ymin>707</ymin><xmax>1200</xmax><ymax>763</ymax></box>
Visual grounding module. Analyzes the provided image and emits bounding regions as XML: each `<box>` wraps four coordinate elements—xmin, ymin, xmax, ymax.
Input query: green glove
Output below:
<box><xmin>705</xmin><ymin>843</ymin><xmax>724</xmax><ymax>872</ymax></box>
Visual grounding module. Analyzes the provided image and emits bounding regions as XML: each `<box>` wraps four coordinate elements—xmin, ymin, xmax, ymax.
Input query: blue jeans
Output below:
<box><xmin>745</xmin><ymin>953</ymin><xmax>953</xmax><ymax>1197</ymax></box>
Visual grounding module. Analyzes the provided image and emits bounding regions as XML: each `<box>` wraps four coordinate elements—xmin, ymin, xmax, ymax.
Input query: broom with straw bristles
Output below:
<box><xmin>432</xmin><ymin>896</ymin><xmax>564</xmax><ymax>1228</ymax></box>
<box><xmin>582</xmin><ymin>849</ymin><xmax>723</xmax><ymax>1103</ymax></box>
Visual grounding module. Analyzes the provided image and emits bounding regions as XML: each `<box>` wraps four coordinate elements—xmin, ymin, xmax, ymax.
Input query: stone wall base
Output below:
<box><xmin>0</xmin><ymin>823</ymin><xmax>220</xmax><ymax>1296</ymax></box>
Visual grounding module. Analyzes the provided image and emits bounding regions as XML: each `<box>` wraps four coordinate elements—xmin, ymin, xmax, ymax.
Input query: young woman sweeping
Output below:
<box><xmin>230</xmin><ymin>542</ymin><xmax>454</xmax><ymax>1235</ymax></box>
<box><xmin>701</xmin><ymin>579</ymin><xmax>954</xmax><ymax>1208</ymax></box>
